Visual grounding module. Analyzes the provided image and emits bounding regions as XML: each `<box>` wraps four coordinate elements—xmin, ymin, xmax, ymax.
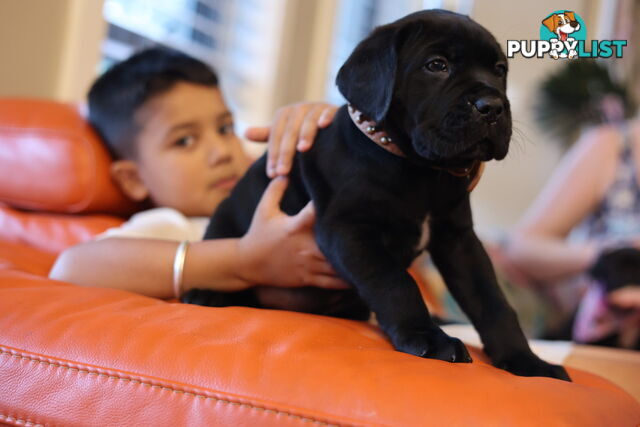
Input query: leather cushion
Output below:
<box><xmin>0</xmin><ymin>98</ymin><xmax>142</xmax><ymax>215</ymax></box>
<box><xmin>1</xmin><ymin>270</ymin><xmax>638</xmax><ymax>426</ymax></box>
<box><xmin>0</xmin><ymin>203</ymin><xmax>124</xmax><ymax>254</ymax></box>
<box><xmin>0</xmin><ymin>241</ymin><xmax>56</xmax><ymax>276</ymax></box>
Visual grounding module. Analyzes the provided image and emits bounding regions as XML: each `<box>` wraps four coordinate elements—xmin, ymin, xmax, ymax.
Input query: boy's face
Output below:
<box><xmin>120</xmin><ymin>82</ymin><xmax>250</xmax><ymax>217</ymax></box>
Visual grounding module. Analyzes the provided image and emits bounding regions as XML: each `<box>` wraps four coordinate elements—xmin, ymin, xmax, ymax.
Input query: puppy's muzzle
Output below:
<box><xmin>473</xmin><ymin>96</ymin><xmax>504</xmax><ymax>124</ymax></box>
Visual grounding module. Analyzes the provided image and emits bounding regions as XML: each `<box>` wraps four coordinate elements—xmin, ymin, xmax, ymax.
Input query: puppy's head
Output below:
<box><xmin>337</xmin><ymin>9</ymin><xmax>511</xmax><ymax>168</ymax></box>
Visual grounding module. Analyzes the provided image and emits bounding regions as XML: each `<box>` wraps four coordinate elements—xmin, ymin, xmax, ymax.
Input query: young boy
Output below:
<box><xmin>49</xmin><ymin>47</ymin><xmax>345</xmax><ymax>300</ymax></box>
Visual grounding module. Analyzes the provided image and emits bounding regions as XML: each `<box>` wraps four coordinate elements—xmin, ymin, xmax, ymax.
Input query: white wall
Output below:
<box><xmin>0</xmin><ymin>0</ymin><xmax>106</xmax><ymax>102</ymax></box>
<box><xmin>57</xmin><ymin>0</ymin><xmax>107</xmax><ymax>102</ymax></box>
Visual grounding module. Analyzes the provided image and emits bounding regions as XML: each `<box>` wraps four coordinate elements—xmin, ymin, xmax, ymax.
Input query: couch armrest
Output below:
<box><xmin>0</xmin><ymin>241</ymin><xmax>56</xmax><ymax>276</ymax></box>
<box><xmin>0</xmin><ymin>204</ymin><xmax>124</xmax><ymax>255</ymax></box>
<box><xmin>1</xmin><ymin>270</ymin><xmax>638</xmax><ymax>426</ymax></box>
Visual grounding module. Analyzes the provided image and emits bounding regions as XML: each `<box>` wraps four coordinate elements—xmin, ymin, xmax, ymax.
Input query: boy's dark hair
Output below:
<box><xmin>88</xmin><ymin>47</ymin><xmax>219</xmax><ymax>160</ymax></box>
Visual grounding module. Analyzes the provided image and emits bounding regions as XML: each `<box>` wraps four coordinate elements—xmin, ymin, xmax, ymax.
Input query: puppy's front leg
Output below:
<box><xmin>315</xmin><ymin>217</ymin><xmax>471</xmax><ymax>363</ymax></box>
<box><xmin>428</xmin><ymin>196</ymin><xmax>571</xmax><ymax>381</ymax></box>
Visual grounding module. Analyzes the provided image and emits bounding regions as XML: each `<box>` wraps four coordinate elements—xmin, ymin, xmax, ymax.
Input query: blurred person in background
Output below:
<box><xmin>502</xmin><ymin>61</ymin><xmax>640</xmax><ymax>349</ymax></box>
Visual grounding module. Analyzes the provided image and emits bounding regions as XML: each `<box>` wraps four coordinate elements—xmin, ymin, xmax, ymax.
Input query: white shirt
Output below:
<box><xmin>95</xmin><ymin>207</ymin><xmax>210</xmax><ymax>242</ymax></box>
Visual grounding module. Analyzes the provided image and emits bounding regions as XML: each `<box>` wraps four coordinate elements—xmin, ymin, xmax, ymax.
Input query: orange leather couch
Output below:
<box><xmin>0</xmin><ymin>98</ymin><xmax>639</xmax><ymax>426</ymax></box>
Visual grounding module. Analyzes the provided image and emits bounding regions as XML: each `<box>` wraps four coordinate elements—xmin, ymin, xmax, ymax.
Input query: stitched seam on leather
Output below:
<box><xmin>0</xmin><ymin>349</ymin><xmax>348</xmax><ymax>427</ymax></box>
<box><xmin>0</xmin><ymin>413</ymin><xmax>45</xmax><ymax>426</ymax></box>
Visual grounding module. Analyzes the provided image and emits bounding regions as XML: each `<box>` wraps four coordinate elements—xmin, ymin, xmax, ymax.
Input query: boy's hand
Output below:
<box><xmin>608</xmin><ymin>285</ymin><xmax>640</xmax><ymax>310</ymax></box>
<box><xmin>244</xmin><ymin>102</ymin><xmax>338</xmax><ymax>178</ymax></box>
<box><xmin>238</xmin><ymin>176</ymin><xmax>349</xmax><ymax>290</ymax></box>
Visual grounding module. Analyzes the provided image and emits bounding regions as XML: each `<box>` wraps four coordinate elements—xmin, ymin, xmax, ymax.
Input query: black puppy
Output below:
<box><xmin>183</xmin><ymin>10</ymin><xmax>570</xmax><ymax>381</ymax></box>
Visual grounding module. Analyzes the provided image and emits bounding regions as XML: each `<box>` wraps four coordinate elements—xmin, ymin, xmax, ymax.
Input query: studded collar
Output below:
<box><xmin>347</xmin><ymin>105</ymin><xmax>485</xmax><ymax>192</ymax></box>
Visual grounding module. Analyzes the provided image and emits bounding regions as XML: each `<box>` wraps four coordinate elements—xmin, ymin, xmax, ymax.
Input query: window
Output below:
<box><xmin>325</xmin><ymin>0</ymin><xmax>475</xmax><ymax>104</ymax></box>
<box><xmin>100</xmin><ymin>0</ymin><xmax>227</xmax><ymax>72</ymax></box>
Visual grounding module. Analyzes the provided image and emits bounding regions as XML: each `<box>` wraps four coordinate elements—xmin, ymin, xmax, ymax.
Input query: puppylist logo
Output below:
<box><xmin>507</xmin><ymin>10</ymin><xmax>627</xmax><ymax>60</ymax></box>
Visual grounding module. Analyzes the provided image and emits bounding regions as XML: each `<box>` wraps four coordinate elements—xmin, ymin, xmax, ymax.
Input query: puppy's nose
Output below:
<box><xmin>570</xmin><ymin>21</ymin><xmax>579</xmax><ymax>28</ymax></box>
<box><xmin>473</xmin><ymin>96</ymin><xmax>503</xmax><ymax>122</ymax></box>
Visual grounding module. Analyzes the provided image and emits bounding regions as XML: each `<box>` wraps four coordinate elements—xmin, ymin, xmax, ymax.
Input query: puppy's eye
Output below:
<box><xmin>424</xmin><ymin>59</ymin><xmax>448</xmax><ymax>73</ymax></box>
<box><xmin>495</xmin><ymin>63</ymin><xmax>507</xmax><ymax>77</ymax></box>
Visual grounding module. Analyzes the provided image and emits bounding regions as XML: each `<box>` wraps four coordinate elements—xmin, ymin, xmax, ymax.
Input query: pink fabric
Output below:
<box><xmin>573</xmin><ymin>280</ymin><xmax>640</xmax><ymax>347</ymax></box>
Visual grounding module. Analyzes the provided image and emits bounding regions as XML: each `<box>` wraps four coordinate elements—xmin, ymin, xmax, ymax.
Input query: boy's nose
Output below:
<box><xmin>207</xmin><ymin>140</ymin><xmax>233</xmax><ymax>167</ymax></box>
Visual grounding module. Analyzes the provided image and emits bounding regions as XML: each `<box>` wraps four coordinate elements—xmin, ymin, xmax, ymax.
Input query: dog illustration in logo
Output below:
<box><xmin>542</xmin><ymin>11</ymin><xmax>581</xmax><ymax>59</ymax></box>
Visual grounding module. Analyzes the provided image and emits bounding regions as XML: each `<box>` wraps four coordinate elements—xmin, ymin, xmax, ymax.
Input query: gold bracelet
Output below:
<box><xmin>172</xmin><ymin>241</ymin><xmax>189</xmax><ymax>299</ymax></box>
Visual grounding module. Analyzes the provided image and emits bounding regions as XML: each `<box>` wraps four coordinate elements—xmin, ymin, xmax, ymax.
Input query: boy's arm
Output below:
<box><xmin>49</xmin><ymin>177</ymin><xmax>349</xmax><ymax>298</ymax></box>
<box><xmin>49</xmin><ymin>238</ymin><xmax>250</xmax><ymax>299</ymax></box>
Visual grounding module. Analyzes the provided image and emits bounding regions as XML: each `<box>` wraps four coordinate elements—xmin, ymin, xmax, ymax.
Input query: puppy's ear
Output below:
<box><xmin>336</xmin><ymin>24</ymin><xmax>403</xmax><ymax>123</ymax></box>
<box><xmin>564</xmin><ymin>11</ymin><xmax>576</xmax><ymax>22</ymax></box>
<box><xmin>541</xmin><ymin>14</ymin><xmax>557</xmax><ymax>32</ymax></box>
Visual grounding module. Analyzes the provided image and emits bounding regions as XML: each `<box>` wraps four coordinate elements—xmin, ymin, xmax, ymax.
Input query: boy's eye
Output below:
<box><xmin>174</xmin><ymin>135</ymin><xmax>195</xmax><ymax>147</ymax></box>
<box><xmin>219</xmin><ymin>123</ymin><xmax>234</xmax><ymax>135</ymax></box>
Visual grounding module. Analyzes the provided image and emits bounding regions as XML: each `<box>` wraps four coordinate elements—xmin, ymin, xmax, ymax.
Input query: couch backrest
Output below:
<box><xmin>0</xmin><ymin>98</ymin><xmax>141</xmax><ymax>215</ymax></box>
<box><xmin>0</xmin><ymin>98</ymin><xmax>143</xmax><ymax>256</ymax></box>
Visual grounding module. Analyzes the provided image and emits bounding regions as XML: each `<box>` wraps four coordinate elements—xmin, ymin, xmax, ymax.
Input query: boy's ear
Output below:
<box><xmin>109</xmin><ymin>160</ymin><xmax>150</xmax><ymax>202</ymax></box>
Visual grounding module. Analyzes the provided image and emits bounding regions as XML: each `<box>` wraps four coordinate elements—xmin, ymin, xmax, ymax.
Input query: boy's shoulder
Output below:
<box><xmin>129</xmin><ymin>206</ymin><xmax>190</xmax><ymax>223</ymax></box>
<box><xmin>96</xmin><ymin>207</ymin><xmax>209</xmax><ymax>242</ymax></box>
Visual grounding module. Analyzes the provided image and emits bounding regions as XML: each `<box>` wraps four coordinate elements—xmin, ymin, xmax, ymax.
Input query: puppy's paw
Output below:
<box><xmin>392</xmin><ymin>328</ymin><xmax>472</xmax><ymax>363</ymax></box>
<box><xmin>498</xmin><ymin>352</ymin><xmax>571</xmax><ymax>382</ymax></box>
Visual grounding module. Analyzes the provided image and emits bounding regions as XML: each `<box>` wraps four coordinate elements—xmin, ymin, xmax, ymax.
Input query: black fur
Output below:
<box><xmin>590</xmin><ymin>248</ymin><xmax>640</xmax><ymax>293</ymax></box>
<box><xmin>182</xmin><ymin>10</ymin><xmax>570</xmax><ymax>381</ymax></box>
<box><xmin>586</xmin><ymin>247</ymin><xmax>640</xmax><ymax>349</ymax></box>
